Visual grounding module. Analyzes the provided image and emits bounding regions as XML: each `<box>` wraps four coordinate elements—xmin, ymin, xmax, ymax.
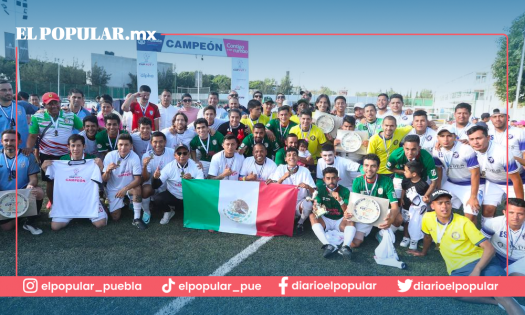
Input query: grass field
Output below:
<box><xmin>1</xmin><ymin>181</ymin><xmax>523</xmax><ymax>314</ymax></box>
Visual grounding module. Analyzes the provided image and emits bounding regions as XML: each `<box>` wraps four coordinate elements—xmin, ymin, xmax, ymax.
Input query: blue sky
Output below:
<box><xmin>1</xmin><ymin>0</ymin><xmax>524</xmax><ymax>93</ymax></box>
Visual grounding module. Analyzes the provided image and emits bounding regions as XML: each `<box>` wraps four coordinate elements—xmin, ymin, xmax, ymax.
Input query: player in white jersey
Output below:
<box><xmin>317</xmin><ymin>143</ymin><xmax>360</xmax><ymax>189</ymax></box>
<box><xmin>151</xmin><ymin>143</ymin><xmax>204</xmax><ymax>225</ymax></box>
<box><xmin>140</xmin><ymin>131</ymin><xmax>175</xmax><ymax>224</ymax></box>
<box><xmin>481</xmin><ymin>198</ymin><xmax>525</xmax><ymax>276</ymax></box>
<box><xmin>239</xmin><ymin>143</ymin><xmax>277</xmax><ymax>182</ymax></box>
<box><xmin>433</xmin><ymin>125</ymin><xmax>483</xmax><ymax>223</ymax></box>
<box><xmin>208</xmin><ymin>134</ymin><xmax>245</xmax><ymax>181</ymax></box>
<box><xmin>162</xmin><ymin>112</ymin><xmax>196</xmax><ymax>151</ymax></box>
<box><xmin>467</xmin><ymin>125</ymin><xmax>525</xmax><ymax>223</ymax></box>
<box><xmin>408</xmin><ymin>110</ymin><xmax>437</xmax><ymax>154</ymax></box>
<box><xmin>131</xmin><ymin>117</ymin><xmax>152</xmax><ymax>159</ymax></box>
<box><xmin>102</xmin><ymin>133</ymin><xmax>146</xmax><ymax>229</ymax></box>
<box><xmin>270</xmin><ymin>147</ymin><xmax>316</xmax><ymax>235</ymax></box>
<box><xmin>388</xmin><ymin>94</ymin><xmax>413</xmax><ymax>127</ymax></box>
<box><xmin>191</xmin><ymin>105</ymin><xmax>226</xmax><ymax>132</ymax></box>
<box><xmin>79</xmin><ymin>115</ymin><xmax>99</xmax><ymax>158</ymax></box>
<box><xmin>488</xmin><ymin>108</ymin><xmax>525</xmax><ymax>160</ymax></box>
<box><xmin>452</xmin><ymin>103</ymin><xmax>475</xmax><ymax>141</ymax></box>
<box><xmin>376</xmin><ymin>93</ymin><xmax>391</xmax><ymax>119</ymax></box>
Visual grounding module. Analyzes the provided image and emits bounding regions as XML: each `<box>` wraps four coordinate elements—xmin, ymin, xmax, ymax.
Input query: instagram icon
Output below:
<box><xmin>23</xmin><ymin>278</ymin><xmax>38</xmax><ymax>293</ymax></box>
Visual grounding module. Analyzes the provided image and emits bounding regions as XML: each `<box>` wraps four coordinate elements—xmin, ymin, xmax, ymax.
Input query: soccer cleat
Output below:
<box><xmin>160</xmin><ymin>210</ymin><xmax>175</xmax><ymax>225</ymax></box>
<box><xmin>409</xmin><ymin>240</ymin><xmax>418</xmax><ymax>250</ymax></box>
<box><xmin>142</xmin><ymin>212</ymin><xmax>151</xmax><ymax>225</ymax></box>
<box><xmin>400</xmin><ymin>237</ymin><xmax>411</xmax><ymax>248</ymax></box>
<box><xmin>132</xmin><ymin>219</ymin><xmax>147</xmax><ymax>230</ymax></box>
<box><xmin>294</xmin><ymin>223</ymin><xmax>304</xmax><ymax>236</ymax></box>
<box><xmin>338</xmin><ymin>245</ymin><xmax>353</xmax><ymax>259</ymax></box>
<box><xmin>23</xmin><ymin>223</ymin><xmax>43</xmax><ymax>235</ymax></box>
<box><xmin>322</xmin><ymin>244</ymin><xmax>338</xmax><ymax>258</ymax></box>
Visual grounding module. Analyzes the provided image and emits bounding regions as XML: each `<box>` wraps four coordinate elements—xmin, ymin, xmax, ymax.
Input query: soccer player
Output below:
<box><xmin>388</xmin><ymin>94</ymin><xmax>412</xmax><ymax>127</ymax></box>
<box><xmin>316</xmin><ymin>144</ymin><xmax>360</xmax><ymax>189</ymax></box>
<box><xmin>217</xmin><ymin>109</ymin><xmax>248</xmax><ymax>142</ymax></box>
<box><xmin>68</xmin><ymin>89</ymin><xmax>90</xmax><ymax>133</ymax></box>
<box><xmin>289</xmin><ymin>109</ymin><xmax>327</xmax><ymax>165</ymax></box>
<box><xmin>367</xmin><ymin>116</ymin><xmax>413</xmax><ymax>176</ymax></box>
<box><xmin>151</xmin><ymin>143</ymin><xmax>204</xmax><ymax>225</ymax></box>
<box><xmin>190</xmin><ymin>118</ymin><xmax>224</xmax><ymax>177</ymax></box>
<box><xmin>488</xmin><ymin>108</ymin><xmax>525</xmax><ymax>160</ymax></box>
<box><xmin>467</xmin><ymin>125</ymin><xmax>524</xmax><ymax>221</ymax></box>
<box><xmin>291</xmin><ymin>99</ymin><xmax>309</xmax><ymax>124</ymax></box>
<box><xmin>197</xmin><ymin>92</ymin><xmax>227</xmax><ymax>120</ymax></box>
<box><xmin>357</xmin><ymin>103</ymin><xmax>383</xmax><ymax>138</ymax></box>
<box><xmin>386</xmin><ymin>134</ymin><xmax>438</xmax><ymax>200</ymax></box>
<box><xmin>433</xmin><ymin>125</ymin><xmax>483</xmax><ymax>223</ymax></box>
<box><xmin>376</xmin><ymin>93</ymin><xmax>390</xmax><ymax>119</ymax></box>
<box><xmin>0</xmin><ymin>80</ymin><xmax>31</xmax><ymax>152</ymax></box>
<box><xmin>208</xmin><ymin>134</ymin><xmax>245</xmax><ymax>180</ymax></box>
<box><xmin>122</xmin><ymin>85</ymin><xmax>161</xmax><ymax>131</ymax></box>
<box><xmin>410</xmin><ymin>190</ymin><xmax>525</xmax><ymax>315</ymax></box>
<box><xmin>452</xmin><ymin>103</ymin><xmax>475</xmax><ymax>141</ymax></box>
<box><xmin>0</xmin><ymin>130</ymin><xmax>43</xmax><ymax>235</ymax></box>
<box><xmin>79</xmin><ymin>115</ymin><xmax>100</xmax><ymax>157</ymax></box>
<box><xmin>262</xmin><ymin>97</ymin><xmax>278</xmax><ymax>120</ymax></box>
<box><xmin>408</xmin><ymin>110</ymin><xmax>437</xmax><ymax>154</ymax></box>
<box><xmin>102</xmin><ymin>133</ymin><xmax>145</xmax><ymax>229</ymax></box>
<box><xmin>351</xmin><ymin>154</ymin><xmax>401</xmax><ymax>247</ymax></box>
<box><xmin>96</xmin><ymin>113</ymin><xmax>128</xmax><ymax>159</ymax></box>
<box><xmin>482</xmin><ymin>198</ymin><xmax>525</xmax><ymax>276</ymax></box>
<box><xmin>158</xmin><ymin>89</ymin><xmax>178</xmax><ymax>131</ymax></box>
<box><xmin>131</xmin><ymin>117</ymin><xmax>153</xmax><ymax>158</ymax></box>
<box><xmin>317</xmin><ymin>95</ymin><xmax>343</xmax><ymax>140</ymax></box>
<box><xmin>239</xmin><ymin>143</ymin><xmax>277</xmax><ymax>182</ymax></box>
<box><xmin>241</xmin><ymin>99</ymin><xmax>270</xmax><ymax>132</ymax></box>
<box><xmin>311</xmin><ymin>167</ymin><xmax>356</xmax><ymax>259</ymax></box>
<box><xmin>239</xmin><ymin>123</ymin><xmax>280</xmax><ymax>158</ymax></box>
<box><xmin>178</xmin><ymin>93</ymin><xmax>199</xmax><ymax>124</ymax></box>
<box><xmin>334</xmin><ymin>115</ymin><xmax>368</xmax><ymax>164</ymax></box>
<box><xmin>270</xmin><ymin>147</ymin><xmax>316</xmax><ymax>235</ymax></box>
<box><xmin>265</xmin><ymin>105</ymin><xmax>297</xmax><ymax>148</ymax></box>
<box><xmin>162</xmin><ymin>112</ymin><xmax>196</xmax><ymax>151</ymax></box>
<box><xmin>352</xmin><ymin>102</ymin><xmax>365</xmax><ymax>120</ymax></box>
<box><xmin>141</xmin><ymin>132</ymin><xmax>175</xmax><ymax>224</ymax></box>
<box><xmin>274</xmin><ymin>133</ymin><xmax>313</xmax><ymax>167</ymax></box>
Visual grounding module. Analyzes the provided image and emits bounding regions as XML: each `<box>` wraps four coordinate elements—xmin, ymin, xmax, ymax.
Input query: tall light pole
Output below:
<box><xmin>514</xmin><ymin>26</ymin><xmax>525</xmax><ymax>118</ymax></box>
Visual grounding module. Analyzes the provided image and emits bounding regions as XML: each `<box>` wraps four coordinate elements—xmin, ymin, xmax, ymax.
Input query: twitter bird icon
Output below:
<box><xmin>398</xmin><ymin>279</ymin><xmax>413</xmax><ymax>292</ymax></box>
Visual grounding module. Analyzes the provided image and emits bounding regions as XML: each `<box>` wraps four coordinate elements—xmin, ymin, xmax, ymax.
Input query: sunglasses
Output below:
<box><xmin>176</xmin><ymin>151</ymin><xmax>189</xmax><ymax>156</ymax></box>
<box><xmin>277</xmin><ymin>96</ymin><xmax>285</xmax><ymax>99</ymax></box>
<box><xmin>229</xmin><ymin>94</ymin><xmax>238</xmax><ymax>97</ymax></box>
<box><xmin>254</xmin><ymin>95</ymin><xmax>262</xmax><ymax>98</ymax></box>
<box><xmin>182</xmin><ymin>99</ymin><xmax>192</xmax><ymax>102</ymax></box>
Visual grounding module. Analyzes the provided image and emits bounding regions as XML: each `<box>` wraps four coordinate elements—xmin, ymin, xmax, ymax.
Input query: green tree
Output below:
<box><xmin>212</xmin><ymin>75</ymin><xmax>231</xmax><ymax>93</ymax></box>
<box><xmin>279</xmin><ymin>74</ymin><xmax>293</xmax><ymax>95</ymax></box>
<box><xmin>61</xmin><ymin>59</ymin><xmax>86</xmax><ymax>85</ymax></box>
<box><xmin>176</xmin><ymin>71</ymin><xmax>195</xmax><ymax>88</ymax></box>
<box><xmin>317</xmin><ymin>86</ymin><xmax>335</xmax><ymax>95</ymax></box>
<box><xmin>249</xmin><ymin>80</ymin><xmax>264</xmax><ymax>90</ymax></box>
<box><xmin>127</xmin><ymin>73</ymin><xmax>137</xmax><ymax>91</ymax></box>
<box><xmin>158</xmin><ymin>68</ymin><xmax>176</xmax><ymax>91</ymax></box>
<box><xmin>0</xmin><ymin>56</ymin><xmax>16</xmax><ymax>81</ymax></box>
<box><xmin>355</xmin><ymin>91</ymin><xmax>368</xmax><ymax>96</ymax></box>
<box><xmin>88</xmin><ymin>63</ymin><xmax>111</xmax><ymax>87</ymax></box>
<box><xmin>419</xmin><ymin>89</ymin><xmax>433</xmax><ymax>98</ymax></box>
<box><xmin>492</xmin><ymin>13</ymin><xmax>525</xmax><ymax>105</ymax></box>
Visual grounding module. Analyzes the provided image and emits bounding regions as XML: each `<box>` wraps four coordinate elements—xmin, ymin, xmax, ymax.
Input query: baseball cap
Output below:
<box><xmin>300</xmin><ymin>90</ymin><xmax>312</xmax><ymax>97</ymax></box>
<box><xmin>296</xmin><ymin>99</ymin><xmax>309</xmax><ymax>105</ymax></box>
<box><xmin>430</xmin><ymin>189</ymin><xmax>453</xmax><ymax>203</ymax></box>
<box><xmin>354</xmin><ymin>102</ymin><xmax>365</xmax><ymax>109</ymax></box>
<box><xmin>437</xmin><ymin>125</ymin><xmax>456</xmax><ymax>135</ymax></box>
<box><xmin>476</xmin><ymin>121</ymin><xmax>489</xmax><ymax>130</ymax></box>
<box><xmin>175</xmin><ymin>143</ymin><xmax>189</xmax><ymax>151</ymax></box>
<box><xmin>42</xmin><ymin>92</ymin><xmax>60</xmax><ymax>104</ymax></box>
<box><xmin>282</xmin><ymin>100</ymin><xmax>291</xmax><ymax>106</ymax></box>
<box><xmin>491</xmin><ymin>108</ymin><xmax>507</xmax><ymax>116</ymax></box>
<box><xmin>263</xmin><ymin>96</ymin><xmax>274</xmax><ymax>104</ymax></box>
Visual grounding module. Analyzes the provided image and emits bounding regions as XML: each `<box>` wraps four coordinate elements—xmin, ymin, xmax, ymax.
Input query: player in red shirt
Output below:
<box><xmin>122</xmin><ymin>85</ymin><xmax>161</xmax><ymax>132</ymax></box>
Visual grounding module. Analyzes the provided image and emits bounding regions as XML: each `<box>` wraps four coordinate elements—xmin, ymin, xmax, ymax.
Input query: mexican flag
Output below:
<box><xmin>182</xmin><ymin>180</ymin><xmax>298</xmax><ymax>237</ymax></box>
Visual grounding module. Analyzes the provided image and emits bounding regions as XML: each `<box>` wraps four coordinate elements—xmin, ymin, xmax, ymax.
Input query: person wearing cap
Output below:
<box><xmin>240</xmin><ymin>99</ymin><xmax>270</xmax><ymax>133</ymax></box>
<box><xmin>452</xmin><ymin>103</ymin><xmax>475</xmax><ymax>142</ymax></box>
<box><xmin>151</xmin><ymin>142</ymin><xmax>203</xmax><ymax>225</ymax></box>
<box><xmin>289</xmin><ymin>109</ymin><xmax>327</xmax><ymax>166</ymax></box>
<box><xmin>140</xmin><ymin>131</ymin><xmax>175</xmax><ymax>224</ymax></box>
<box><xmin>367</xmin><ymin>116</ymin><xmax>413</xmax><ymax>176</ymax></box>
<box><xmin>386</xmin><ymin>134</ymin><xmax>438</xmax><ymax>200</ymax></box>
<box><xmin>259</xmin><ymin>96</ymin><xmax>276</xmax><ymax>120</ymax></box>
<box><xmin>407</xmin><ymin>110</ymin><xmax>437</xmax><ymax>154</ymax></box>
<box><xmin>122</xmin><ymin>85</ymin><xmax>161</xmax><ymax>131</ymax></box>
<box><xmin>388</xmin><ymin>94</ymin><xmax>413</xmax><ymax>128</ymax></box>
<box><xmin>409</xmin><ymin>190</ymin><xmax>525</xmax><ymax>315</ymax></box>
<box><xmin>488</xmin><ymin>108</ymin><xmax>525</xmax><ymax>161</ymax></box>
<box><xmin>467</xmin><ymin>125</ymin><xmax>524</xmax><ymax>223</ymax></box>
<box><xmin>189</xmin><ymin>118</ymin><xmax>224</xmax><ymax>177</ymax></box>
<box><xmin>357</xmin><ymin>103</ymin><xmax>383</xmax><ymax>137</ymax></box>
<box><xmin>290</xmin><ymin>99</ymin><xmax>309</xmax><ymax>124</ymax></box>
<box><xmin>433</xmin><ymin>125</ymin><xmax>483</xmax><ymax>224</ymax></box>
<box><xmin>0</xmin><ymin>80</ymin><xmax>31</xmax><ymax>154</ymax></box>
<box><xmin>265</xmin><ymin>105</ymin><xmax>297</xmax><ymax>148</ymax></box>
<box><xmin>208</xmin><ymin>134</ymin><xmax>245</xmax><ymax>181</ymax></box>
<box><xmin>26</xmin><ymin>91</ymin><xmax>84</xmax><ymax>204</ymax></box>
<box><xmin>353</xmin><ymin>102</ymin><xmax>365</xmax><ymax>120</ymax></box>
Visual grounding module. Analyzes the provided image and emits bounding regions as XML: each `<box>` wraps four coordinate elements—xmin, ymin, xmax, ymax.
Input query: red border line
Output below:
<box><xmin>15</xmin><ymin>46</ymin><xmax>19</xmax><ymax>277</ymax></box>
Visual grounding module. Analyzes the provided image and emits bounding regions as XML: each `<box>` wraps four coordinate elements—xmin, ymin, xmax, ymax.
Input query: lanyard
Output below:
<box><xmin>279</xmin><ymin>122</ymin><xmax>291</xmax><ymax>138</ymax></box>
<box><xmin>326</xmin><ymin>185</ymin><xmax>339</xmax><ymax>199</ymax></box>
<box><xmin>0</xmin><ymin>104</ymin><xmax>15</xmax><ymax>128</ymax></box>
<box><xmin>140</xmin><ymin>103</ymin><xmax>150</xmax><ymax>117</ymax></box>
<box><xmin>364</xmin><ymin>175</ymin><xmax>378</xmax><ymax>196</ymax></box>
<box><xmin>254</xmin><ymin>160</ymin><xmax>266</xmax><ymax>180</ymax></box>
<box><xmin>248</xmin><ymin>117</ymin><xmax>259</xmax><ymax>128</ymax></box>
<box><xmin>3</xmin><ymin>150</ymin><xmax>16</xmax><ymax>180</ymax></box>
<box><xmin>199</xmin><ymin>136</ymin><xmax>210</xmax><ymax>156</ymax></box>
<box><xmin>366</xmin><ymin>120</ymin><xmax>378</xmax><ymax>137</ymax></box>
<box><xmin>177</xmin><ymin>162</ymin><xmax>188</xmax><ymax>176</ymax></box>
<box><xmin>381</xmin><ymin>134</ymin><xmax>393</xmax><ymax>159</ymax></box>
<box><xmin>301</xmin><ymin>125</ymin><xmax>312</xmax><ymax>142</ymax></box>
<box><xmin>509</xmin><ymin>221</ymin><xmax>524</xmax><ymax>257</ymax></box>
<box><xmin>108</xmin><ymin>130</ymin><xmax>120</xmax><ymax>151</ymax></box>
<box><xmin>436</xmin><ymin>216</ymin><xmax>452</xmax><ymax>244</ymax></box>
<box><xmin>50</xmin><ymin>114</ymin><xmax>60</xmax><ymax>136</ymax></box>
<box><xmin>228</xmin><ymin>123</ymin><xmax>240</xmax><ymax>133</ymax></box>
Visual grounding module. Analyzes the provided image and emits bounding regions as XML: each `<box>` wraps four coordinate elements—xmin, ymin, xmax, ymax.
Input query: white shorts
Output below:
<box><xmin>483</xmin><ymin>181</ymin><xmax>506</xmax><ymax>207</ymax></box>
<box><xmin>322</xmin><ymin>217</ymin><xmax>344</xmax><ymax>232</ymax></box>
<box><xmin>497</xmin><ymin>183</ymin><xmax>524</xmax><ymax>199</ymax></box>
<box><xmin>52</xmin><ymin>202</ymin><xmax>107</xmax><ymax>224</ymax></box>
<box><xmin>508</xmin><ymin>257</ymin><xmax>525</xmax><ymax>275</ymax></box>
<box><xmin>443</xmin><ymin>181</ymin><xmax>485</xmax><ymax>215</ymax></box>
<box><xmin>106</xmin><ymin>188</ymin><xmax>126</xmax><ymax>212</ymax></box>
<box><xmin>354</xmin><ymin>222</ymin><xmax>374</xmax><ymax>239</ymax></box>
<box><xmin>295</xmin><ymin>199</ymin><xmax>313</xmax><ymax>215</ymax></box>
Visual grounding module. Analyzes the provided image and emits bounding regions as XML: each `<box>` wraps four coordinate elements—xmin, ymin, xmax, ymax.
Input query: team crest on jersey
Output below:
<box><xmin>212</xmin><ymin>139</ymin><xmax>217</xmax><ymax>145</ymax></box>
<box><xmin>394</xmin><ymin>140</ymin><xmax>399</xmax><ymax>145</ymax></box>
<box><xmin>310</xmin><ymin>135</ymin><xmax>316</xmax><ymax>141</ymax></box>
<box><xmin>453</xmin><ymin>152</ymin><xmax>459</xmax><ymax>158</ymax></box>
<box><xmin>497</xmin><ymin>242</ymin><xmax>504</xmax><ymax>248</ymax></box>
<box><xmin>73</xmin><ymin>168</ymin><xmax>80</xmax><ymax>176</ymax></box>
<box><xmin>264</xmin><ymin>143</ymin><xmax>269</xmax><ymax>148</ymax></box>
<box><xmin>426</xmin><ymin>135</ymin><xmax>432</xmax><ymax>141</ymax></box>
<box><xmin>488</xmin><ymin>157</ymin><xmax>494</xmax><ymax>163</ymax></box>
<box><xmin>451</xmin><ymin>231</ymin><xmax>460</xmax><ymax>240</ymax></box>
<box><xmin>223</xmin><ymin>199</ymin><xmax>252</xmax><ymax>223</ymax></box>
<box><xmin>97</xmin><ymin>144</ymin><xmax>102</xmax><ymax>148</ymax></box>
<box><xmin>378</xmin><ymin>187</ymin><xmax>383</xmax><ymax>194</ymax></box>
<box><xmin>509</xmin><ymin>134</ymin><xmax>514</xmax><ymax>139</ymax></box>
<box><xmin>64</xmin><ymin>118</ymin><xmax>71</xmax><ymax>124</ymax></box>
<box><xmin>149</xmin><ymin>110</ymin><xmax>153</xmax><ymax>115</ymax></box>
<box><xmin>402</xmin><ymin>116</ymin><xmax>408</xmax><ymax>120</ymax></box>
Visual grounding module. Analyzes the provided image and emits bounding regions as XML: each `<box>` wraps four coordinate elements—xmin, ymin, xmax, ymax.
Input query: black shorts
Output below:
<box><xmin>39</xmin><ymin>153</ymin><xmax>61</xmax><ymax>182</ymax></box>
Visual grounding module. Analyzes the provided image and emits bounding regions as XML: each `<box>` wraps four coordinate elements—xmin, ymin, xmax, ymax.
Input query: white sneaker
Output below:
<box><xmin>409</xmin><ymin>240</ymin><xmax>418</xmax><ymax>250</ymax></box>
<box><xmin>23</xmin><ymin>223</ymin><xmax>43</xmax><ymax>235</ymax></box>
<box><xmin>160</xmin><ymin>210</ymin><xmax>175</xmax><ymax>225</ymax></box>
<box><xmin>400</xmin><ymin>237</ymin><xmax>410</xmax><ymax>247</ymax></box>
<box><xmin>397</xmin><ymin>225</ymin><xmax>404</xmax><ymax>232</ymax></box>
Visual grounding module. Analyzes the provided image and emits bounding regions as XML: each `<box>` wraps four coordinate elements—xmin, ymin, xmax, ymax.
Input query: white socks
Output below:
<box><xmin>142</xmin><ymin>197</ymin><xmax>151</xmax><ymax>215</ymax></box>
<box><xmin>344</xmin><ymin>226</ymin><xmax>356</xmax><ymax>247</ymax></box>
<box><xmin>133</xmin><ymin>202</ymin><xmax>142</xmax><ymax>220</ymax></box>
<box><xmin>298</xmin><ymin>200</ymin><xmax>313</xmax><ymax>224</ymax></box>
<box><xmin>312</xmin><ymin>223</ymin><xmax>329</xmax><ymax>245</ymax></box>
